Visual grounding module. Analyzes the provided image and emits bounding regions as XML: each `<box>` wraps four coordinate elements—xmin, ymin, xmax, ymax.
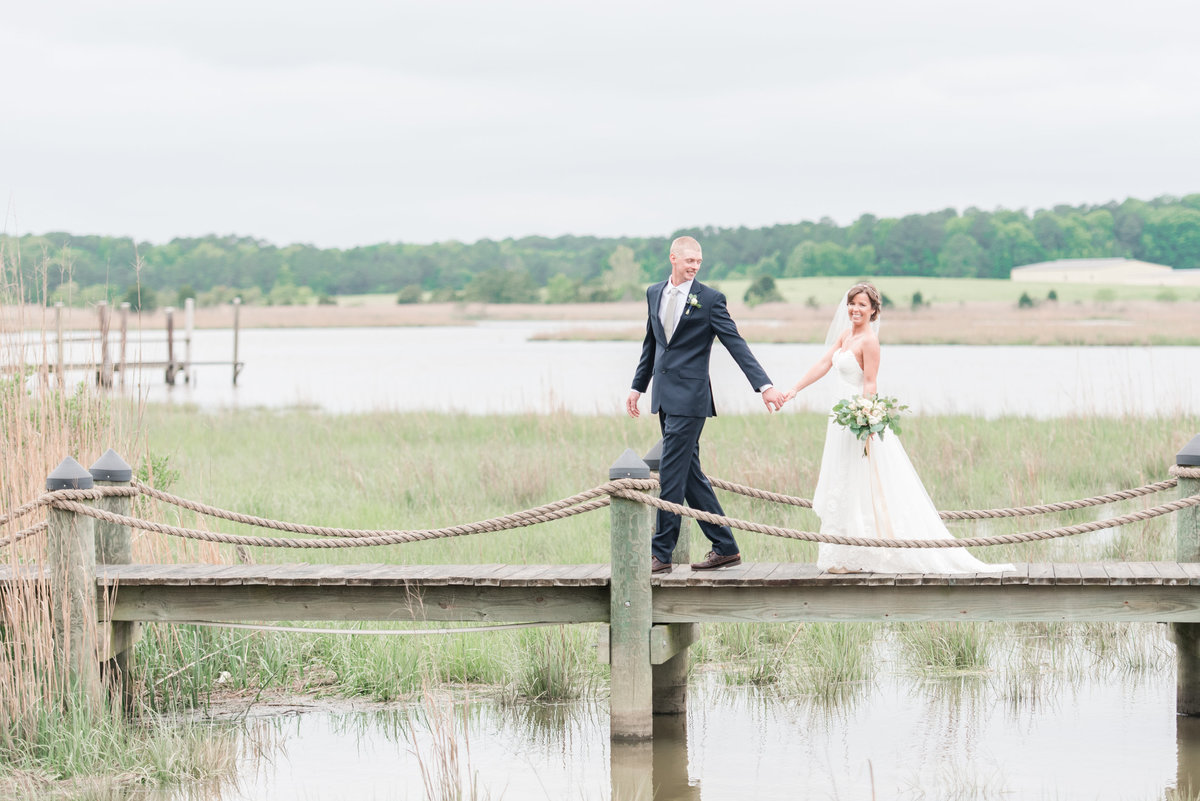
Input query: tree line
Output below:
<box><xmin>3</xmin><ymin>193</ymin><xmax>1198</xmax><ymax>306</ymax></box>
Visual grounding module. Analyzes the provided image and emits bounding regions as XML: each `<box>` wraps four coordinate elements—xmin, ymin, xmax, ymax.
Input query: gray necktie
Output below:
<box><xmin>664</xmin><ymin>287</ymin><xmax>680</xmax><ymax>341</ymax></box>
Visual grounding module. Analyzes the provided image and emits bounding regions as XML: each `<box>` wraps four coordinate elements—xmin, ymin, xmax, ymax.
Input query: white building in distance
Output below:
<box><xmin>1011</xmin><ymin>258</ymin><xmax>1200</xmax><ymax>286</ymax></box>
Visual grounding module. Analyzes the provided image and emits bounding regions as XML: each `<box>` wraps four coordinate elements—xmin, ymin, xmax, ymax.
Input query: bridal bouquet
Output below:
<box><xmin>831</xmin><ymin>394</ymin><xmax>909</xmax><ymax>455</ymax></box>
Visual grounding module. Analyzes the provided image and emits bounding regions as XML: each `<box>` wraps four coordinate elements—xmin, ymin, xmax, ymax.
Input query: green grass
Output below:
<box><xmin>123</xmin><ymin>406</ymin><xmax>1200</xmax><ymax>703</ymax></box>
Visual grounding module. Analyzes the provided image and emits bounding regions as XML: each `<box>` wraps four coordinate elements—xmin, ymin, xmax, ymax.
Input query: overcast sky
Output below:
<box><xmin>3</xmin><ymin>1</ymin><xmax>1198</xmax><ymax>249</ymax></box>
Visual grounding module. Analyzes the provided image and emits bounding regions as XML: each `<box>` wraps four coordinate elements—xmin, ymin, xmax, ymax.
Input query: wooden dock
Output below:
<box><xmin>5</xmin><ymin>440</ymin><xmax>1200</xmax><ymax>742</ymax></box>
<box><xmin>1</xmin><ymin>562</ymin><xmax>1195</xmax><ymax>625</ymax></box>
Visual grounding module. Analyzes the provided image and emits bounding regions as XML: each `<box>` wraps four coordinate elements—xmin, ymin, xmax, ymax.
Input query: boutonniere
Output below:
<box><xmin>684</xmin><ymin>293</ymin><xmax>701</xmax><ymax>315</ymax></box>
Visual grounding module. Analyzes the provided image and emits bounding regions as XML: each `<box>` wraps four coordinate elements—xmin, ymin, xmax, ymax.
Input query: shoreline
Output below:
<box><xmin>3</xmin><ymin>298</ymin><xmax>1199</xmax><ymax>346</ymax></box>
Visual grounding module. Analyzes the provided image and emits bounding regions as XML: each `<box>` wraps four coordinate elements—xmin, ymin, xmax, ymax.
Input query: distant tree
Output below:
<box><xmin>910</xmin><ymin>290</ymin><xmax>925</xmax><ymax>310</ymax></box>
<box><xmin>936</xmin><ymin>233</ymin><xmax>985</xmax><ymax>277</ymax></box>
<box><xmin>545</xmin><ymin>273</ymin><xmax>579</xmax><ymax>304</ymax></box>
<box><xmin>602</xmin><ymin>245</ymin><xmax>641</xmax><ymax>300</ymax></box>
<box><xmin>744</xmin><ymin>274</ymin><xmax>784</xmax><ymax>307</ymax></box>
<box><xmin>1018</xmin><ymin>291</ymin><xmax>1035</xmax><ymax>308</ymax></box>
<box><xmin>1143</xmin><ymin>207</ymin><xmax>1200</xmax><ymax>270</ymax></box>
<box><xmin>176</xmin><ymin>284</ymin><xmax>196</xmax><ymax>307</ymax></box>
<box><xmin>463</xmin><ymin>269</ymin><xmax>538</xmax><ymax>303</ymax></box>
<box><xmin>122</xmin><ymin>284</ymin><xmax>156</xmax><ymax>312</ymax></box>
<box><xmin>1047</xmin><ymin>289</ymin><xmax>1058</xmax><ymax>302</ymax></box>
<box><xmin>396</xmin><ymin>284</ymin><xmax>423</xmax><ymax>304</ymax></box>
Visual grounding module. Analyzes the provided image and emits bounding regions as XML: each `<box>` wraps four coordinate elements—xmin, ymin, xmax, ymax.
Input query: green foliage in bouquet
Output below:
<box><xmin>831</xmin><ymin>394</ymin><xmax>910</xmax><ymax>451</ymax></box>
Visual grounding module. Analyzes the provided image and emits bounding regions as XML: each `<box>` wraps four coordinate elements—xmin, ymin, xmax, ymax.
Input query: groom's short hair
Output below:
<box><xmin>670</xmin><ymin>236</ymin><xmax>701</xmax><ymax>256</ymax></box>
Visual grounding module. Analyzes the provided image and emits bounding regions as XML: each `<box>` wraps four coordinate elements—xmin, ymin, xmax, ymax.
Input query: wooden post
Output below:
<box><xmin>232</xmin><ymin>297</ymin><xmax>242</xmax><ymax>386</ymax></box>
<box><xmin>90</xmin><ymin>449</ymin><xmax>138</xmax><ymax>710</ymax></box>
<box><xmin>118</xmin><ymin>302</ymin><xmax>130</xmax><ymax>389</ymax></box>
<box><xmin>54</xmin><ymin>301</ymin><xmax>65</xmax><ymax>389</ymax></box>
<box><xmin>97</xmin><ymin>301</ymin><xmax>112</xmax><ymax>388</ymax></box>
<box><xmin>609</xmin><ymin>449</ymin><xmax>654</xmax><ymax>741</ymax></box>
<box><xmin>645</xmin><ymin>437</ymin><xmax>696</xmax><ymax>716</ymax></box>
<box><xmin>1175</xmin><ymin>434</ymin><xmax>1200</xmax><ymax>715</ymax></box>
<box><xmin>183</xmin><ymin>297</ymin><xmax>194</xmax><ymax>384</ymax></box>
<box><xmin>164</xmin><ymin>306</ymin><xmax>176</xmax><ymax>385</ymax></box>
<box><xmin>46</xmin><ymin>457</ymin><xmax>103</xmax><ymax>707</ymax></box>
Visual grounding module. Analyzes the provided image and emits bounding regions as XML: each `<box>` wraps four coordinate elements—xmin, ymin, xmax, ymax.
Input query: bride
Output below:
<box><xmin>781</xmin><ymin>283</ymin><xmax>1013</xmax><ymax>574</ymax></box>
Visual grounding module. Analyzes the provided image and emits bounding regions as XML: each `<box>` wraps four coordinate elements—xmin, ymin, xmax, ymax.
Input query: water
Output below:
<box><xmin>24</xmin><ymin>322</ymin><xmax>1200</xmax><ymax>417</ymax></box>
<box><xmin>155</xmin><ymin>668</ymin><xmax>1197</xmax><ymax>800</ymax></box>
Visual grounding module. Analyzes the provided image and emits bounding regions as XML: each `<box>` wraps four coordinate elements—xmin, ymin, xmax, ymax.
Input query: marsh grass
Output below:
<box><xmin>897</xmin><ymin>622</ymin><xmax>997</xmax><ymax>675</ymax></box>
<box><xmin>130</xmin><ymin>406</ymin><xmax>1200</xmax><ymax>704</ymax></box>
<box><xmin>408</xmin><ymin>689</ymin><xmax>490</xmax><ymax>801</ymax></box>
<box><xmin>1</xmin><ymin>255</ymin><xmax>241</xmax><ymax>794</ymax></box>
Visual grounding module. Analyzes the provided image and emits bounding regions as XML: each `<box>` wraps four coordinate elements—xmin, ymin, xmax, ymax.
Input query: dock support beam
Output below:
<box><xmin>1174</xmin><ymin>434</ymin><xmax>1200</xmax><ymax>715</ymax></box>
<box><xmin>608</xmin><ymin>449</ymin><xmax>654</xmax><ymax>741</ymax></box>
<box><xmin>90</xmin><ymin>450</ymin><xmax>138</xmax><ymax>712</ymax></box>
<box><xmin>46</xmin><ymin>458</ymin><xmax>103</xmax><ymax>709</ymax></box>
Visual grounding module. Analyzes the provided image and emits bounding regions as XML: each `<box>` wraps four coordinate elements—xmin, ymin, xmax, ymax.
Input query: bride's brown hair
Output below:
<box><xmin>847</xmin><ymin>282</ymin><xmax>882</xmax><ymax>322</ymax></box>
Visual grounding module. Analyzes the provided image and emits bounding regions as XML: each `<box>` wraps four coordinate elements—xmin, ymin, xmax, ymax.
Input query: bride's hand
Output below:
<box><xmin>782</xmin><ymin>389</ymin><xmax>797</xmax><ymax>403</ymax></box>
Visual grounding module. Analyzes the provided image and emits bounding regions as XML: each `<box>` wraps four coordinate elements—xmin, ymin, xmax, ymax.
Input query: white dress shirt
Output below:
<box><xmin>659</xmin><ymin>278</ymin><xmax>693</xmax><ymax>337</ymax></box>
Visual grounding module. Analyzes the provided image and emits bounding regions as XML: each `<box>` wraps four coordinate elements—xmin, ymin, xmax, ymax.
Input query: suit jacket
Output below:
<box><xmin>631</xmin><ymin>279</ymin><xmax>771</xmax><ymax>418</ymax></box>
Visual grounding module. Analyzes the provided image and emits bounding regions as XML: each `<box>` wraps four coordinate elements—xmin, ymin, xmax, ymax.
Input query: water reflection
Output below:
<box><xmin>134</xmin><ymin>669</ymin><xmax>1200</xmax><ymax>801</ymax></box>
<box><xmin>611</xmin><ymin>716</ymin><xmax>698</xmax><ymax>801</ymax></box>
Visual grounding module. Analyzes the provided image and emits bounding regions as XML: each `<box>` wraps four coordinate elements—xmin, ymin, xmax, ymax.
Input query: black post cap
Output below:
<box><xmin>47</xmin><ymin>457</ymin><xmax>94</xmax><ymax>491</ymax></box>
<box><xmin>610</xmin><ymin>449</ymin><xmax>651</xmax><ymax>480</ymax></box>
<box><xmin>643</xmin><ymin>438</ymin><xmax>663</xmax><ymax>472</ymax></box>
<box><xmin>89</xmin><ymin>449</ymin><xmax>133</xmax><ymax>482</ymax></box>
<box><xmin>1179</xmin><ymin>434</ymin><xmax>1200</xmax><ymax>467</ymax></box>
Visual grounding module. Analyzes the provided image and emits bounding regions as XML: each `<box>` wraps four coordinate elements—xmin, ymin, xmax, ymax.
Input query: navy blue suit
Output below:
<box><xmin>631</xmin><ymin>280</ymin><xmax>772</xmax><ymax>563</ymax></box>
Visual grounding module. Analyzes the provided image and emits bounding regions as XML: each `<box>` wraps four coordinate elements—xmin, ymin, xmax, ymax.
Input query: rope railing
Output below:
<box><xmin>609</xmin><ymin>486</ymin><xmax>1200</xmax><ymax>548</ymax></box>
<box><xmin>130</xmin><ymin>480</ymin><xmax>621</xmax><ymax>539</ymax></box>
<box><xmin>39</xmin><ymin>478</ymin><xmax>657</xmax><ymax>549</ymax></box>
<box><xmin>1</xmin><ymin>467</ymin><xmax>1197</xmax><ymax>551</ymax></box>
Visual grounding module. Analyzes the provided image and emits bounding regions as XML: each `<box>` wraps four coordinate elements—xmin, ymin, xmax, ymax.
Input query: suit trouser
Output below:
<box><xmin>652</xmin><ymin>412</ymin><xmax>739</xmax><ymax>563</ymax></box>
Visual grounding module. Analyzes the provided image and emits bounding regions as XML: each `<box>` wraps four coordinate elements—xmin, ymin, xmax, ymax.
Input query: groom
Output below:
<box><xmin>626</xmin><ymin>236</ymin><xmax>784</xmax><ymax>572</ymax></box>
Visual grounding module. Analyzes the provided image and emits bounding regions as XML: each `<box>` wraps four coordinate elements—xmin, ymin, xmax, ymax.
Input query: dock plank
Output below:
<box><xmin>1078</xmin><ymin>563</ymin><xmax>1111</xmax><ymax>585</ymax></box>
<box><xmin>1053</xmin><ymin>563</ymin><xmax>1083</xmax><ymax>585</ymax></box>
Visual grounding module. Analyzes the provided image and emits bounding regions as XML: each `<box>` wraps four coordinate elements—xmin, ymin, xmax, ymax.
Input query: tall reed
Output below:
<box><xmin>1</xmin><ymin>251</ymin><xmax>233</xmax><ymax>794</ymax></box>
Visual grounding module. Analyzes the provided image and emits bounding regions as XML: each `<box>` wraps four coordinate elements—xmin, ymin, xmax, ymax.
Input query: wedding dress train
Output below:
<box><xmin>812</xmin><ymin>349</ymin><xmax>1014</xmax><ymax>574</ymax></box>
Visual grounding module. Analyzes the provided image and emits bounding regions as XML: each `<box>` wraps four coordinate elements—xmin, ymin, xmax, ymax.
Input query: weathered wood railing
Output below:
<box><xmin>2</xmin><ymin>435</ymin><xmax>1199</xmax><ymax>742</ymax></box>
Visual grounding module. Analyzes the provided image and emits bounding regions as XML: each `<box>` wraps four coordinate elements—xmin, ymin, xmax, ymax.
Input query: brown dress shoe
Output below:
<box><xmin>691</xmin><ymin>550</ymin><xmax>742</xmax><ymax>570</ymax></box>
<box><xmin>651</xmin><ymin>556</ymin><xmax>672</xmax><ymax>574</ymax></box>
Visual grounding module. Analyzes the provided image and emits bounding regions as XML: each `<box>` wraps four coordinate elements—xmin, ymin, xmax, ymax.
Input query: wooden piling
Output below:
<box><xmin>90</xmin><ymin>450</ymin><xmax>138</xmax><ymax>710</ymax></box>
<box><xmin>184</xmin><ymin>297</ymin><xmax>194</xmax><ymax>384</ymax></box>
<box><xmin>46</xmin><ymin>457</ymin><xmax>103</xmax><ymax>707</ymax></box>
<box><xmin>1176</xmin><ymin>435</ymin><xmax>1200</xmax><ymax>715</ymax></box>
<box><xmin>118</xmin><ymin>302</ymin><xmax>130</xmax><ymax>389</ymax></box>
<box><xmin>54</xmin><ymin>301</ymin><xmax>65</xmax><ymax>389</ymax></box>
<box><xmin>232</xmin><ymin>297</ymin><xmax>243</xmax><ymax>386</ymax></box>
<box><xmin>165</xmin><ymin>306</ymin><xmax>176</xmax><ymax>385</ymax></box>
<box><xmin>97</xmin><ymin>301</ymin><xmax>112</xmax><ymax>387</ymax></box>
<box><xmin>609</xmin><ymin>449</ymin><xmax>654</xmax><ymax>741</ymax></box>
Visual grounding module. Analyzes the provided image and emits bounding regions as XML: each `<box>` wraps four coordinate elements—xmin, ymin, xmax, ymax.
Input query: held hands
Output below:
<box><xmin>761</xmin><ymin>386</ymin><xmax>785</xmax><ymax>413</ymax></box>
<box><xmin>782</xmin><ymin>388</ymin><xmax>798</xmax><ymax>403</ymax></box>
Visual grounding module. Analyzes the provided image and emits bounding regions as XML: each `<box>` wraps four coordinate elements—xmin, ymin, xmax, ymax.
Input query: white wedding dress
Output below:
<box><xmin>812</xmin><ymin>349</ymin><xmax>1014</xmax><ymax>574</ymax></box>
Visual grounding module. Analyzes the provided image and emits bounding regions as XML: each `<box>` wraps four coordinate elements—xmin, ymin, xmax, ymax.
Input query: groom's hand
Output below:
<box><xmin>626</xmin><ymin>390</ymin><xmax>641</xmax><ymax>418</ymax></box>
<box><xmin>762</xmin><ymin>387</ymin><xmax>784</xmax><ymax>412</ymax></box>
